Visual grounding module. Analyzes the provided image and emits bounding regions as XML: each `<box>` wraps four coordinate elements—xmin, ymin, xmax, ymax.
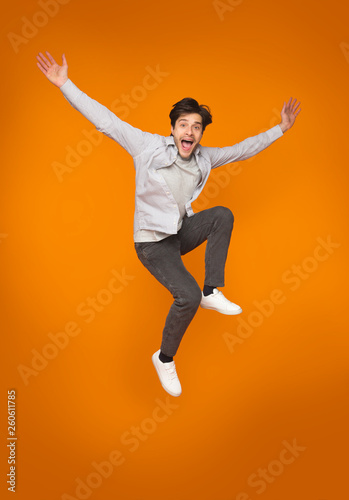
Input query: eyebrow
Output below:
<box><xmin>178</xmin><ymin>119</ymin><xmax>202</xmax><ymax>125</ymax></box>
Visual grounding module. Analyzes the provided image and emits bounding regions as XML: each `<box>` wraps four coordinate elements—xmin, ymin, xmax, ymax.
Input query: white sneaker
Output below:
<box><xmin>200</xmin><ymin>288</ymin><xmax>242</xmax><ymax>315</ymax></box>
<box><xmin>151</xmin><ymin>350</ymin><xmax>182</xmax><ymax>397</ymax></box>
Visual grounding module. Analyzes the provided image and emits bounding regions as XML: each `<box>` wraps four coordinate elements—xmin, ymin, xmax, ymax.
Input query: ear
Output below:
<box><xmin>170</xmin><ymin>125</ymin><xmax>174</xmax><ymax>135</ymax></box>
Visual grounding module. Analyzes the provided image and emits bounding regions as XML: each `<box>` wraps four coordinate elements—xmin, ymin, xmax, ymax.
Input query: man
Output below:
<box><xmin>36</xmin><ymin>51</ymin><xmax>301</xmax><ymax>398</ymax></box>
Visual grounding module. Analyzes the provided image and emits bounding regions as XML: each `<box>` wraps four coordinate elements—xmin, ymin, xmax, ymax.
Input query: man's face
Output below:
<box><xmin>171</xmin><ymin>113</ymin><xmax>204</xmax><ymax>159</ymax></box>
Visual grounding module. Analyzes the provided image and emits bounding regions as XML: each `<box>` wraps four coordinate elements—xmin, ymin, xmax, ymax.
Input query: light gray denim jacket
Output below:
<box><xmin>60</xmin><ymin>79</ymin><xmax>283</xmax><ymax>235</ymax></box>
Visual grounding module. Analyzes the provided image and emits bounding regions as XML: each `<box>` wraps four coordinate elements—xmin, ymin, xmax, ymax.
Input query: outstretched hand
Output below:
<box><xmin>36</xmin><ymin>51</ymin><xmax>68</xmax><ymax>88</ymax></box>
<box><xmin>280</xmin><ymin>97</ymin><xmax>301</xmax><ymax>133</ymax></box>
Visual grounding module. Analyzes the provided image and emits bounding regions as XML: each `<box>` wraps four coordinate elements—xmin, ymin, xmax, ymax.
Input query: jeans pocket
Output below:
<box><xmin>134</xmin><ymin>241</ymin><xmax>158</xmax><ymax>259</ymax></box>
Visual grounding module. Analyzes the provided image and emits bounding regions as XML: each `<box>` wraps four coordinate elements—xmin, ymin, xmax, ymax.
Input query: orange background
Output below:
<box><xmin>1</xmin><ymin>0</ymin><xmax>348</xmax><ymax>499</ymax></box>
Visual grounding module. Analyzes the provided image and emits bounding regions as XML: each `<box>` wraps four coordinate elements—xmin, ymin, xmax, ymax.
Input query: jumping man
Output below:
<box><xmin>36</xmin><ymin>51</ymin><xmax>301</xmax><ymax>397</ymax></box>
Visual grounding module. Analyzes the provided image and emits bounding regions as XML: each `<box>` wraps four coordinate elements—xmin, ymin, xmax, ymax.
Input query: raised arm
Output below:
<box><xmin>206</xmin><ymin>97</ymin><xmax>301</xmax><ymax>169</ymax></box>
<box><xmin>35</xmin><ymin>51</ymin><xmax>157</xmax><ymax>157</ymax></box>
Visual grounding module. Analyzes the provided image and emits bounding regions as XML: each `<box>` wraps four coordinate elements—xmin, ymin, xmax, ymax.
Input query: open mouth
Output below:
<box><xmin>181</xmin><ymin>139</ymin><xmax>194</xmax><ymax>152</ymax></box>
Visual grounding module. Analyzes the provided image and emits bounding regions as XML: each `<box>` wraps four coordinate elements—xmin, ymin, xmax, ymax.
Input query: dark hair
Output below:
<box><xmin>169</xmin><ymin>97</ymin><xmax>212</xmax><ymax>132</ymax></box>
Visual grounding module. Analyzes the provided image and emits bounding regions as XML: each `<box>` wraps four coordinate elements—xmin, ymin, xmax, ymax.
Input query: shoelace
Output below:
<box><xmin>165</xmin><ymin>363</ymin><xmax>177</xmax><ymax>380</ymax></box>
<box><xmin>217</xmin><ymin>291</ymin><xmax>231</xmax><ymax>303</ymax></box>
<box><xmin>215</xmin><ymin>290</ymin><xmax>226</xmax><ymax>301</ymax></box>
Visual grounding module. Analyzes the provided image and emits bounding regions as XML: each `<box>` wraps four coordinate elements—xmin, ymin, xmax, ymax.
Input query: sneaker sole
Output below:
<box><xmin>200</xmin><ymin>304</ymin><xmax>243</xmax><ymax>315</ymax></box>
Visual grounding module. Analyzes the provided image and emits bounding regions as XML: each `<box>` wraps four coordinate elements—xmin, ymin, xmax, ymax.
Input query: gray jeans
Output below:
<box><xmin>134</xmin><ymin>206</ymin><xmax>235</xmax><ymax>357</ymax></box>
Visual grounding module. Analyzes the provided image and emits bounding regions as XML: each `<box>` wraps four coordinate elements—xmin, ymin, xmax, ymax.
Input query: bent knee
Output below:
<box><xmin>214</xmin><ymin>206</ymin><xmax>234</xmax><ymax>226</ymax></box>
<box><xmin>177</xmin><ymin>284</ymin><xmax>202</xmax><ymax>310</ymax></box>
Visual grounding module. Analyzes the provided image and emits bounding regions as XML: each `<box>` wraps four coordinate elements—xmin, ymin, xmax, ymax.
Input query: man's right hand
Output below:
<box><xmin>36</xmin><ymin>51</ymin><xmax>68</xmax><ymax>88</ymax></box>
